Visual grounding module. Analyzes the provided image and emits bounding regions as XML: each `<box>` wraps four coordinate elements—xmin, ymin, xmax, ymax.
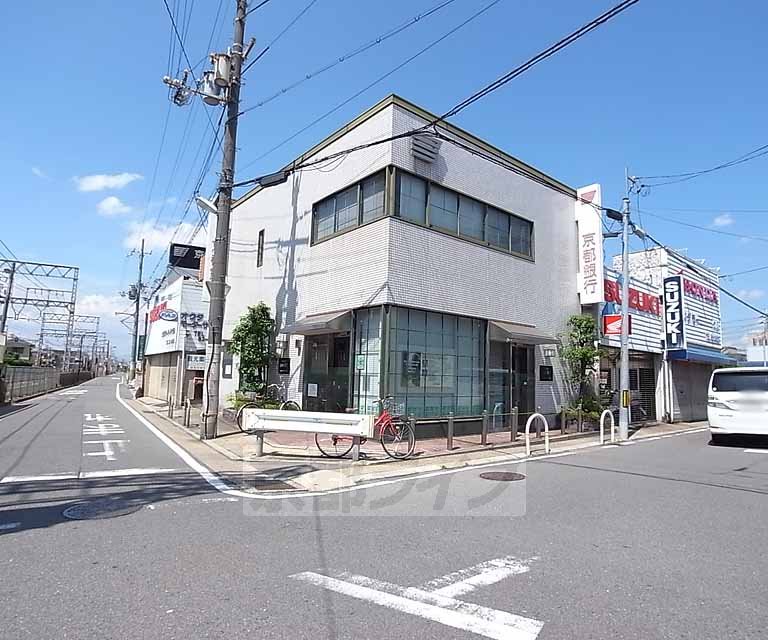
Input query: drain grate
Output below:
<box><xmin>479</xmin><ymin>471</ymin><xmax>526</xmax><ymax>482</ymax></box>
<box><xmin>63</xmin><ymin>497</ymin><xmax>143</xmax><ymax>520</ymax></box>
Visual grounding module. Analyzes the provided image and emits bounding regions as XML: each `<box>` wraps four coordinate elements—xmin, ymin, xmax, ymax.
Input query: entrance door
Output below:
<box><xmin>303</xmin><ymin>333</ymin><xmax>350</xmax><ymax>412</ymax></box>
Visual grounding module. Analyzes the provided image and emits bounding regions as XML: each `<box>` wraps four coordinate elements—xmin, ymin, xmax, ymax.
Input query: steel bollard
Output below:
<box><xmin>253</xmin><ymin>431</ymin><xmax>264</xmax><ymax>457</ymax></box>
<box><xmin>511</xmin><ymin>406</ymin><xmax>519</xmax><ymax>441</ymax></box>
<box><xmin>408</xmin><ymin>413</ymin><xmax>416</xmax><ymax>438</ymax></box>
<box><xmin>578</xmin><ymin>403</ymin><xmax>583</xmax><ymax>433</ymax></box>
<box><xmin>481</xmin><ymin>410</ymin><xmax>489</xmax><ymax>445</ymax></box>
<box><xmin>561</xmin><ymin>406</ymin><xmax>567</xmax><ymax>434</ymax></box>
<box><xmin>536</xmin><ymin>406</ymin><xmax>542</xmax><ymax>438</ymax></box>
<box><xmin>351</xmin><ymin>436</ymin><xmax>361</xmax><ymax>462</ymax></box>
<box><xmin>447</xmin><ymin>412</ymin><xmax>454</xmax><ymax>450</ymax></box>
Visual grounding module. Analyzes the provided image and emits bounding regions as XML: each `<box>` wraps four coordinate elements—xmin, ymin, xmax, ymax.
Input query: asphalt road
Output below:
<box><xmin>2</xmin><ymin>376</ymin><xmax>767</xmax><ymax>639</ymax></box>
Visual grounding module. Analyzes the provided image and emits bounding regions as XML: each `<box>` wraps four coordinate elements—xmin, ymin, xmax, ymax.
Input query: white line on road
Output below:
<box><xmin>419</xmin><ymin>556</ymin><xmax>531</xmax><ymax>598</ymax></box>
<box><xmin>1</xmin><ymin>473</ymin><xmax>78</xmax><ymax>483</ymax></box>
<box><xmin>1</xmin><ymin>469</ymin><xmax>181</xmax><ymax>483</ymax></box>
<box><xmin>0</xmin><ymin>522</ymin><xmax>22</xmax><ymax>531</ymax></box>
<box><xmin>744</xmin><ymin>449</ymin><xmax>768</xmax><ymax>454</ymax></box>
<box><xmin>79</xmin><ymin>468</ymin><xmax>180</xmax><ymax>479</ymax></box>
<box><xmin>292</xmin><ymin>571</ymin><xmax>543</xmax><ymax>640</ymax></box>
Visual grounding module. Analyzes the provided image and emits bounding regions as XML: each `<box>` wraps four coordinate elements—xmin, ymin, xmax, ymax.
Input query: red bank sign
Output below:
<box><xmin>604</xmin><ymin>279</ymin><xmax>660</xmax><ymax>316</ymax></box>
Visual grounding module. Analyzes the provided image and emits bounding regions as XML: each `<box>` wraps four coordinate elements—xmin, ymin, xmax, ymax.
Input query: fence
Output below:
<box><xmin>0</xmin><ymin>366</ymin><xmax>94</xmax><ymax>404</ymax></box>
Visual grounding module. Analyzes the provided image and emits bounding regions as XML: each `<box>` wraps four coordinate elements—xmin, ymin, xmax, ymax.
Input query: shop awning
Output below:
<box><xmin>667</xmin><ymin>345</ymin><xmax>737</xmax><ymax>366</ymax></box>
<box><xmin>488</xmin><ymin>320</ymin><xmax>560</xmax><ymax>345</ymax></box>
<box><xmin>280</xmin><ymin>310</ymin><xmax>351</xmax><ymax>336</ymax></box>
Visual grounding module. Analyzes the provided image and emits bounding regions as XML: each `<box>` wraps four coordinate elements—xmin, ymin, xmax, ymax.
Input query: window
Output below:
<box><xmin>428</xmin><ymin>184</ymin><xmax>458</xmax><ymax>233</ymax></box>
<box><xmin>394</xmin><ymin>169</ymin><xmax>534</xmax><ymax>259</ymax></box>
<box><xmin>256</xmin><ymin>229</ymin><xmax>264</xmax><ymax>267</ymax></box>
<box><xmin>459</xmin><ymin>195</ymin><xmax>484</xmax><ymax>240</ymax></box>
<box><xmin>398</xmin><ymin>173</ymin><xmax>427</xmax><ymax>224</ymax></box>
<box><xmin>486</xmin><ymin>207</ymin><xmax>510</xmax><ymax>250</ymax></box>
<box><xmin>389</xmin><ymin>306</ymin><xmax>485</xmax><ymax>418</ymax></box>
<box><xmin>362</xmin><ymin>172</ymin><xmax>386</xmax><ymax>223</ymax></box>
<box><xmin>312</xmin><ymin>170</ymin><xmax>386</xmax><ymax>243</ymax></box>
<box><xmin>335</xmin><ymin>186</ymin><xmax>359</xmax><ymax>232</ymax></box>
<box><xmin>314</xmin><ymin>198</ymin><xmax>335</xmax><ymax>241</ymax></box>
<box><xmin>510</xmin><ymin>215</ymin><xmax>532</xmax><ymax>256</ymax></box>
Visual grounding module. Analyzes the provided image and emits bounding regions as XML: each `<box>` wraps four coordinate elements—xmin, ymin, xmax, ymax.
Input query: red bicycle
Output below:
<box><xmin>315</xmin><ymin>396</ymin><xmax>416</xmax><ymax>459</ymax></box>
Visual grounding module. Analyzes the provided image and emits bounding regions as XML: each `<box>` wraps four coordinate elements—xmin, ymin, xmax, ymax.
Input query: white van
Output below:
<box><xmin>708</xmin><ymin>367</ymin><xmax>768</xmax><ymax>442</ymax></box>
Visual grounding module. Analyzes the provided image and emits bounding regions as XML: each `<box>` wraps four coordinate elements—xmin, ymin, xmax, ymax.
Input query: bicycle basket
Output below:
<box><xmin>383</xmin><ymin>398</ymin><xmax>405</xmax><ymax>417</ymax></box>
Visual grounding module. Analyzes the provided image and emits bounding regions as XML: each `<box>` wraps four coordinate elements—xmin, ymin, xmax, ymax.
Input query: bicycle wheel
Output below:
<box><xmin>315</xmin><ymin>433</ymin><xmax>355</xmax><ymax>458</ymax></box>
<box><xmin>236</xmin><ymin>402</ymin><xmax>260</xmax><ymax>431</ymax></box>
<box><xmin>280</xmin><ymin>400</ymin><xmax>301</xmax><ymax>411</ymax></box>
<box><xmin>380</xmin><ymin>418</ymin><xmax>415</xmax><ymax>459</ymax></box>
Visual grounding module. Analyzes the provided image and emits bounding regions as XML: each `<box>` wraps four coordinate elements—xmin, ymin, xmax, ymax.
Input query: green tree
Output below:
<box><xmin>560</xmin><ymin>314</ymin><xmax>602</xmax><ymax>411</ymax></box>
<box><xmin>229</xmin><ymin>303</ymin><xmax>274</xmax><ymax>392</ymax></box>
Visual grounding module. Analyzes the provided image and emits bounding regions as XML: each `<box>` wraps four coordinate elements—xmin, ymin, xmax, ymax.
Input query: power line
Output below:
<box><xmin>238</xmin><ymin>0</ymin><xmax>505</xmax><ymax>172</ymax></box>
<box><xmin>239</xmin><ymin>0</ymin><xmax>460</xmax><ymax>110</ymax></box>
<box><xmin>722</xmin><ymin>264</ymin><xmax>768</xmax><ymax>278</ymax></box>
<box><xmin>640</xmin><ymin>210</ymin><xmax>768</xmax><ymax>244</ymax></box>
<box><xmin>642</xmin><ymin>206</ymin><xmax>768</xmax><ymax>214</ymax></box>
<box><xmin>241</xmin><ymin>0</ymin><xmax>320</xmax><ymax>75</ymax></box>
<box><xmin>245</xmin><ymin>0</ymin><xmax>271</xmax><ymax>17</ymax></box>
<box><xmin>635</xmin><ymin>142</ymin><xmax>768</xmax><ymax>188</ymax></box>
<box><xmin>432</xmin><ymin>0</ymin><xmax>641</xmax><ymax>124</ymax></box>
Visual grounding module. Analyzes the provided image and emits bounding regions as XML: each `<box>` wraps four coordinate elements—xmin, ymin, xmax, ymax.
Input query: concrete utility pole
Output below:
<box><xmin>618</xmin><ymin>197</ymin><xmax>631</xmax><ymax>441</ymax></box>
<box><xmin>129</xmin><ymin>239</ymin><xmax>146</xmax><ymax>382</ymax></box>
<box><xmin>0</xmin><ymin>262</ymin><xmax>16</xmax><ymax>334</ymax></box>
<box><xmin>202</xmin><ymin>0</ymin><xmax>248</xmax><ymax>439</ymax></box>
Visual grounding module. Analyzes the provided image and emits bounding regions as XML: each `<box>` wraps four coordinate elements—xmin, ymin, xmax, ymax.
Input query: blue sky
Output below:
<box><xmin>1</xmin><ymin>0</ymin><xmax>767</xmax><ymax>355</ymax></box>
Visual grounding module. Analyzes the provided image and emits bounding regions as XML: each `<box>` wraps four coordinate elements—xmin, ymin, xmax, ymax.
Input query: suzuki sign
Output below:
<box><xmin>663</xmin><ymin>275</ymin><xmax>686</xmax><ymax>350</ymax></box>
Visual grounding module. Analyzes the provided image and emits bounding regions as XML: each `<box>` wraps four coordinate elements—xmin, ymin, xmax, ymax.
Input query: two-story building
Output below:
<box><xmin>217</xmin><ymin>95</ymin><xmax>599</xmax><ymax>429</ymax></box>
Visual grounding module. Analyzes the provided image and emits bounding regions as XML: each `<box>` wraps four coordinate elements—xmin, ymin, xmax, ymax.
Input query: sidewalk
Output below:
<box><xmin>129</xmin><ymin>394</ymin><xmax>709</xmax><ymax>494</ymax></box>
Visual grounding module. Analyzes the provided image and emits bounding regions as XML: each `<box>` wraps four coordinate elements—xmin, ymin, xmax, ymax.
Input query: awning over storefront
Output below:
<box><xmin>667</xmin><ymin>345</ymin><xmax>737</xmax><ymax>366</ymax></box>
<box><xmin>281</xmin><ymin>310</ymin><xmax>351</xmax><ymax>336</ymax></box>
<box><xmin>488</xmin><ymin>320</ymin><xmax>560</xmax><ymax>345</ymax></box>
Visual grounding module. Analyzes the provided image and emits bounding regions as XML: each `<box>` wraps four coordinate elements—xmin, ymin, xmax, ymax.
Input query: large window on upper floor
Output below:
<box><xmin>312</xmin><ymin>169</ymin><xmax>387</xmax><ymax>242</ymax></box>
<box><xmin>394</xmin><ymin>169</ymin><xmax>534</xmax><ymax>259</ymax></box>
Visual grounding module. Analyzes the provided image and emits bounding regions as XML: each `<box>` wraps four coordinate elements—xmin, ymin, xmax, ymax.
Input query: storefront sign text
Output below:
<box><xmin>683</xmin><ymin>278</ymin><xmax>718</xmax><ymax>304</ymax></box>
<box><xmin>663</xmin><ymin>275</ymin><xmax>686</xmax><ymax>350</ymax></box>
<box><xmin>604</xmin><ymin>279</ymin><xmax>660</xmax><ymax>316</ymax></box>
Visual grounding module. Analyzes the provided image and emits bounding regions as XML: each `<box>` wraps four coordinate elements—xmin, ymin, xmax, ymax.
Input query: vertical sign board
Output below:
<box><xmin>575</xmin><ymin>184</ymin><xmax>604</xmax><ymax>304</ymax></box>
<box><xmin>663</xmin><ymin>275</ymin><xmax>686</xmax><ymax>351</ymax></box>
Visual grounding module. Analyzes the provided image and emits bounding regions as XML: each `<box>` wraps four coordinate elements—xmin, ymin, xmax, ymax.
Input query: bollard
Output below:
<box><xmin>481</xmin><ymin>409</ymin><xmax>489</xmax><ymax>445</ymax></box>
<box><xmin>253</xmin><ymin>431</ymin><xmax>264</xmax><ymax>457</ymax></box>
<box><xmin>536</xmin><ymin>406</ymin><xmax>542</xmax><ymax>438</ymax></box>
<box><xmin>408</xmin><ymin>413</ymin><xmax>416</xmax><ymax>441</ymax></box>
<box><xmin>511</xmin><ymin>407</ymin><xmax>519</xmax><ymax>442</ymax></box>
<box><xmin>561</xmin><ymin>406</ymin><xmax>567</xmax><ymax>434</ymax></box>
<box><xmin>351</xmin><ymin>436</ymin><xmax>361</xmax><ymax>462</ymax></box>
<box><xmin>578</xmin><ymin>403</ymin><xmax>583</xmax><ymax>433</ymax></box>
<box><xmin>447</xmin><ymin>411</ymin><xmax>454</xmax><ymax>450</ymax></box>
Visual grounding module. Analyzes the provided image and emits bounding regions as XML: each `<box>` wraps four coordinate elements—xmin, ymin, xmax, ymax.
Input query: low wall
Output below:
<box><xmin>0</xmin><ymin>366</ymin><xmax>95</xmax><ymax>404</ymax></box>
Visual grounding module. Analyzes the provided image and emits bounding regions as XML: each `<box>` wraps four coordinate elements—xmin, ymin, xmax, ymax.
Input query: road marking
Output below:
<box><xmin>292</xmin><ymin>568</ymin><xmax>543</xmax><ymax>640</ymax></box>
<box><xmin>419</xmin><ymin>556</ymin><xmax>531</xmax><ymax>598</ymax></box>
<box><xmin>84</xmin><ymin>439</ymin><xmax>129</xmax><ymax>461</ymax></box>
<box><xmin>79</xmin><ymin>468</ymin><xmax>180</xmax><ymax>479</ymax></box>
<box><xmin>59</xmin><ymin>389</ymin><xmax>88</xmax><ymax>396</ymax></box>
<box><xmin>0</xmin><ymin>522</ymin><xmax>21</xmax><ymax>531</ymax></box>
<box><xmin>1</xmin><ymin>469</ymin><xmax>180</xmax><ymax>483</ymax></box>
<box><xmin>744</xmin><ymin>449</ymin><xmax>768</xmax><ymax>454</ymax></box>
<box><xmin>1</xmin><ymin>473</ymin><xmax>78</xmax><ymax>483</ymax></box>
<box><xmin>83</xmin><ymin>423</ymin><xmax>125</xmax><ymax>436</ymax></box>
<box><xmin>84</xmin><ymin>413</ymin><xmax>113</xmax><ymax>422</ymax></box>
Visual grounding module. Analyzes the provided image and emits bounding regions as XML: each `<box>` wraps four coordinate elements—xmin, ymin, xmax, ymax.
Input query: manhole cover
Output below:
<box><xmin>479</xmin><ymin>471</ymin><xmax>526</xmax><ymax>482</ymax></box>
<box><xmin>63</xmin><ymin>497</ymin><xmax>143</xmax><ymax>520</ymax></box>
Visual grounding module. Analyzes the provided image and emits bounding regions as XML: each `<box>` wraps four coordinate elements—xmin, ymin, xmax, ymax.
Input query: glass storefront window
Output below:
<box><xmin>389</xmin><ymin>306</ymin><xmax>485</xmax><ymax>418</ymax></box>
<box><xmin>353</xmin><ymin>308</ymin><xmax>382</xmax><ymax>414</ymax></box>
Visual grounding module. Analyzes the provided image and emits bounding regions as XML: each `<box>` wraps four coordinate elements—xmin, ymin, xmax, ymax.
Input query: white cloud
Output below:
<box><xmin>97</xmin><ymin>196</ymin><xmax>133</xmax><ymax>216</ymax></box>
<box><xmin>712</xmin><ymin>214</ymin><xmax>734</xmax><ymax>227</ymax></box>
<box><xmin>31</xmin><ymin>167</ymin><xmax>47</xmax><ymax>179</ymax></box>
<box><xmin>77</xmin><ymin>294</ymin><xmax>126</xmax><ymax>316</ymax></box>
<box><xmin>736</xmin><ymin>288</ymin><xmax>765</xmax><ymax>301</ymax></box>
<box><xmin>74</xmin><ymin>172</ymin><xmax>143</xmax><ymax>192</ymax></box>
<box><xmin>123</xmin><ymin>220</ymin><xmax>207</xmax><ymax>252</ymax></box>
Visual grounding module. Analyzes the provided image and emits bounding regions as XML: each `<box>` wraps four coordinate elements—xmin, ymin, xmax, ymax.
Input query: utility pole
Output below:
<box><xmin>618</xmin><ymin>196</ymin><xmax>631</xmax><ymax>441</ymax></box>
<box><xmin>129</xmin><ymin>239</ymin><xmax>147</xmax><ymax>382</ymax></box>
<box><xmin>763</xmin><ymin>315</ymin><xmax>767</xmax><ymax>367</ymax></box>
<box><xmin>0</xmin><ymin>262</ymin><xmax>16</xmax><ymax>334</ymax></box>
<box><xmin>202</xmin><ymin>0</ymin><xmax>248</xmax><ymax>439</ymax></box>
